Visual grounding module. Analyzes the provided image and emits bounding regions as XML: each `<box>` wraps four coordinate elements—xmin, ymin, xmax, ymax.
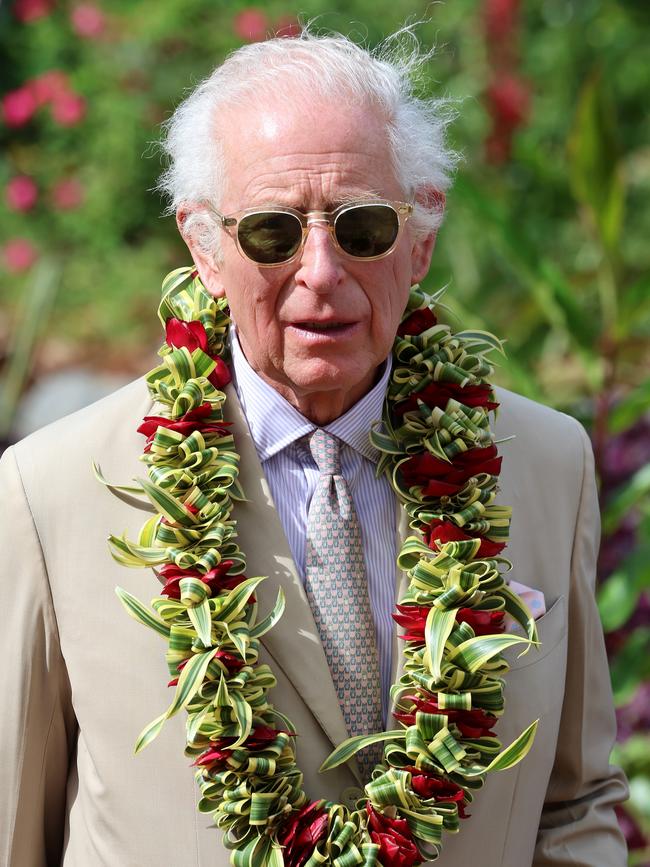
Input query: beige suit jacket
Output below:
<box><xmin>0</xmin><ymin>377</ymin><xmax>628</xmax><ymax>866</ymax></box>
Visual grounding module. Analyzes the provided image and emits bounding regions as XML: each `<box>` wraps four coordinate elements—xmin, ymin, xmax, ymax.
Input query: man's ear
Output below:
<box><xmin>176</xmin><ymin>207</ymin><xmax>226</xmax><ymax>299</ymax></box>
<box><xmin>410</xmin><ymin>188</ymin><xmax>445</xmax><ymax>285</ymax></box>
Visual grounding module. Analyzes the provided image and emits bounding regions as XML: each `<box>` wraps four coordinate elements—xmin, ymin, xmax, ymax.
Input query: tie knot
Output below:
<box><xmin>309</xmin><ymin>429</ymin><xmax>341</xmax><ymax>476</ymax></box>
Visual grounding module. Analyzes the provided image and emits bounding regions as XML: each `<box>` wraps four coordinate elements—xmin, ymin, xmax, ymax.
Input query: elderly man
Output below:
<box><xmin>0</xmin><ymin>30</ymin><xmax>627</xmax><ymax>867</ymax></box>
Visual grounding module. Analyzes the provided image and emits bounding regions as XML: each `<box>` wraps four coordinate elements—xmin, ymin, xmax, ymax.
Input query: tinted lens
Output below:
<box><xmin>335</xmin><ymin>204</ymin><xmax>399</xmax><ymax>258</ymax></box>
<box><xmin>237</xmin><ymin>211</ymin><xmax>302</xmax><ymax>264</ymax></box>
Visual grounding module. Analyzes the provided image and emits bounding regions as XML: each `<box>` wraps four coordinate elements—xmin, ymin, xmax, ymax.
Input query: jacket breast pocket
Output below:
<box><xmin>500</xmin><ymin>595</ymin><xmax>568</xmax><ymax>730</ymax></box>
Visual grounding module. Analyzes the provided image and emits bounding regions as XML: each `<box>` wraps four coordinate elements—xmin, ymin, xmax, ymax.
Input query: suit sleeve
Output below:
<box><xmin>0</xmin><ymin>446</ymin><xmax>77</xmax><ymax>867</ymax></box>
<box><xmin>534</xmin><ymin>420</ymin><xmax>629</xmax><ymax>865</ymax></box>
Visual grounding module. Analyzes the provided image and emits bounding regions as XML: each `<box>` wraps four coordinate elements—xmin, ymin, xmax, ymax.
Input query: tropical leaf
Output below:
<box><xmin>250</xmin><ymin>588</ymin><xmax>285</xmax><ymax>638</ymax></box>
<box><xmin>319</xmin><ymin>730</ymin><xmax>405</xmax><ymax>773</ymax></box>
<box><xmin>115</xmin><ymin>586</ymin><xmax>170</xmax><ymax>639</ymax></box>
<box><xmin>498</xmin><ymin>585</ymin><xmax>539</xmax><ymax>642</ymax></box>
<box><xmin>464</xmin><ymin>719</ymin><xmax>539</xmax><ymax>777</ymax></box>
<box><xmin>447</xmin><ymin>633</ymin><xmax>533</xmax><ymax>673</ymax></box>
<box><xmin>134</xmin><ymin>647</ymin><xmax>215</xmax><ymax>753</ymax></box>
<box><xmin>92</xmin><ymin>462</ymin><xmax>146</xmax><ymax>496</ymax></box>
<box><xmin>188</xmin><ymin>597</ymin><xmax>213</xmax><ymax>648</ymax></box>
<box><xmin>424</xmin><ymin>607</ymin><xmax>457</xmax><ymax>681</ymax></box>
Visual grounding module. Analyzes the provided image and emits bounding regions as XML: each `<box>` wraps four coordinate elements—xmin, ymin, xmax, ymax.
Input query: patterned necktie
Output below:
<box><xmin>304</xmin><ymin>429</ymin><xmax>384</xmax><ymax>780</ymax></box>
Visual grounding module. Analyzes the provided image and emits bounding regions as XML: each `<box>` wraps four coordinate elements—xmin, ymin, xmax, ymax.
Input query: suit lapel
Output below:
<box><xmin>225</xmin><ymin>388</ymin><xmax>354</xmax><ymax>764</ymax></box>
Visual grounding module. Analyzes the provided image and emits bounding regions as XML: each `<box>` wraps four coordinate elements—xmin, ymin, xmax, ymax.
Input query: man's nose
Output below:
<box><xmin>293</xmin><ymin>223</ymin><xmax>345</xmax><ymax>291</ymax></box>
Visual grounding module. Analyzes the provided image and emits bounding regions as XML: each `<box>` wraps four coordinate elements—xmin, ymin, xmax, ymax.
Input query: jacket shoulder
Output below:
<box><xmin>9</xmin><ymin>377</ymin><xmax>152</xmax><ymax>505</ymax></box>
<box><xmin>493</xmin><ymin>385</ymin><xmax>589</xmax><ymax>468</ymax></box>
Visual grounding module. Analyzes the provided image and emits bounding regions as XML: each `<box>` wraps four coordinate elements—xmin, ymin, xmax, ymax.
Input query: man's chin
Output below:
<box><xmin>279</xmin><ymin>358</ymin><xmax>379</xmax><ymax>410</ymax></box>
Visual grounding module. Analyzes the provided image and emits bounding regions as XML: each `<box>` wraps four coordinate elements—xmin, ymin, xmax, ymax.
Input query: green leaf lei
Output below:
<box><xmin>98</xmin><ymin>265</ymin><xmax>539</xmax><ymax>866</ymax></box>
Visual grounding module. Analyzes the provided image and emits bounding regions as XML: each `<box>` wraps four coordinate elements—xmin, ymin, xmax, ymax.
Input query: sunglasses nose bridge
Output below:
<box><xmin>301</xmin><ymin>212</ymin><xmax>337</xmax><ymax>251</ymax></box>
<box><xmin>304</xmin><ymin>212</ymin><xmax>333</xmax><ymax>234</ymax></box>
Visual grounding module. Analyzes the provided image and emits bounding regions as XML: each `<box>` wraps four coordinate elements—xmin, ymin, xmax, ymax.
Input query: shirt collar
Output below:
<box><xmin>230</xmin><ymin>326</ymin><xmax>390</xmax><ymax>463</ymax></box>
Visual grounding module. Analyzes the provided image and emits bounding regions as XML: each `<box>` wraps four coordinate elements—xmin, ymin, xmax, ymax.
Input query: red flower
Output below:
<box><xmin>279</xmin><ymin>801</ymin><xmax>329</xmax><ymax>867</ymax></box>
<box><xmin>393</xmin><ymin>604</ymin><xmax>429</xmax><ymax>642</ymax></box>
<box><xmin>209</xmin><ymin>356</ymin><xmax>231</xmax><ymax>389</ymax></box>
<box><xmin>2</xmin><ymin>238</ymin><xmax>38</xmax><ymax>272</ymax></box>
<box><xmin>244</xmin><ymin>725</ymin><xmax>281</xmax><ymax>749</ymax></box>
<box><xmin>426</xmin><ymin>520</ymin><xmax>506</xmax><ymax>558</ymax></box>
<box><xmin>213</xmin><ymin>650</ymin><xmax>245</xmax><ymax>674</ymax></box>
<box><xmin>394</xmin><ymin>693</ymin><xmax>498</xmax><ymax>739</ymax></box>
<box><xmin>400</xmin><ymin>445</ymin><xmax>502</xmax><ymax>498</ymax></box>
<box><xmin>198</xmin><ymin>725</ymin><xmax>281</xmax><ymax>751</ymax></box>
<box><xmin>12</xmin><ymin>0</ymin><xmax>54</xmax><ymax>23</ymax></box>
<box><xmin>70</xmin><ymin>3</ymin><xmax>106</xmax><ymax>39</ymax></box>
<box><xmin>51</xmin><ymin>92</ymin><xmax>86</xmax><ymax>126</ymax></box>
<box><xmin>192</xmin><ymin>746</ymin><xmax>232</xmax><ymax>770</ymax></box>
<box><xmin>486</xmin><ymin>74</ymin><xmax>530</xmax><ymax>130</ymax></box>
<box><xmin>166</xmin><ymin>317</ymin><xmax>208</xmax><ymax>352</ymax></box>
<box><xmin>456</xmin><ymin>608</ymin><xmax>505</xmax><ymax>636</ymax></box>
<box><xmin>5</xmin><ymin>176</ymin><xmax>38</xmax><ymax>212</ymax></box>
<box><xmin>165</xmin><ymin>318</ymin><xmax>232</xmax><ymax>389</ymax></box>
<box><xmin>404</xmin><ymin>767</ymin><xmax>468</xmax><ymax>816</ymax></box>
<box><xmin>367</xmin><ymin>803</ymin><xmax>420</xmax><ymax>867</ymax></box>
<box><xmin>394</xmin><ymin>382</ymin><xmax>498</xmax><ymax>416</ymax></box>
<box><xmin>233</xmin><ymin>8</ymin><xmax>268</xmax><ymax>42</ymax></box>
<box><xmin>51</xmin><ymin>177</ymin><xmax>84</xmax><ymax>210</ymax></box>
<box><xmin>137</xmin><ymin>403</ymin><xmax>228</xmax><ymax>450</ymax></box>
<box><xmin>397</xmin><ymin>307</ymin><xmax>437</xmax><ymax>337</ymax></box>
<box><xmin>393</xmin><ymin>604</ymin><xmax>504</xmax><ymax>644</ymax></box>
<box><xmin>2</xmin><ymin>87</ymin><xmax>37</xmax><ymax>127</ymax></box>
<box><xmin>483</xmin><ymin>0</ymin><xmax>519</xmax><ymax>42</ymax></box>
<box><xmin>158</xmin><ymin>560</ymin><xmax>241</xmax><ymax>599</ymax></box>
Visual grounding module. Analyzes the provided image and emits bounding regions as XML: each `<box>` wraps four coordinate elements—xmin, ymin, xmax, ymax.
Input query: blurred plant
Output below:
<box><xmin>0</xmin><ymin>257</ymin><xmax>61</xmax><ymax>439</ymax></box>
<box><xmin>424</xmin><ymin>4</ymin><xmax>650</xmax><ymax>857</ymax></box>
<box><xmin>482</xmin><ymin>0</ymin><xmax>531</xmax><ymax>163</ymax></box>
<box><xmin>566</xmin><ymin>67</ymin><xmax>650</xmax><ymax>857</ymax></box>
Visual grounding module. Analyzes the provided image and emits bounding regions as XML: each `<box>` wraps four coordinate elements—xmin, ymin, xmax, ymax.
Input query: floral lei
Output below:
<box><xmin>97</xmin><ymin>266</ymin><xmax>539</xmax><ymax>867</ymax></box>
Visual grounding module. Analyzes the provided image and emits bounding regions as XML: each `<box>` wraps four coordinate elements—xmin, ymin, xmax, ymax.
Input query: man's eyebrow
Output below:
<box><xmin>335</xmin><ymin>190</ymin><xmax>384</xmax><ymax>206</ymax></box>
<box><xmin>241</xmin><ymin>190</ymin><xmax>388</xmax><ymax>211</ymax></box>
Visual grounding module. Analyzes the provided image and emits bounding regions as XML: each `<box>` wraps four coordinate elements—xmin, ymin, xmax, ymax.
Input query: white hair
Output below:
<box><xmin>157</xmin><ymin>25</ymin><xmax>459</xmax><ymax>258</ymax></box>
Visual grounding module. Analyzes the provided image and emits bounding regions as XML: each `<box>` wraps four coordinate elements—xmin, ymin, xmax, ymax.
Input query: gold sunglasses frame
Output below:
<box><xmin>203</xmin><ymin>200</ymin><xmax>413</xmax><ymax>267</ymax></box>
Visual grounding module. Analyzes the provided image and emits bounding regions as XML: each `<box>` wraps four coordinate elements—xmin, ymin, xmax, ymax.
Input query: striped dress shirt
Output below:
<box><xmin>230</xmin><ymin>331</ymin><xmax>398</xmax><ymax>724</ymax></box>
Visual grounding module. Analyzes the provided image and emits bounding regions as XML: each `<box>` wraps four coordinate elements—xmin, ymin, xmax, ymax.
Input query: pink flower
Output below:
<box><xmin>70</xmin><ymin>3</ymin><xmax>106</xmax><ymax>38</ymax></box>
<box><xmin>483</xmin><ymin>0</ymin><xmax>519</xmax><ymax>42</ymax></box>
<box><xmin>6</xmin><ymin>176</ymin><xmax>38</xmax><ymax>212</ymax></box>
<box><xmin>12</xmin><ymin>0</ymin><xmax>55</xmax><ymax>23</ymax></box>
<box><xmin>486</xmin><ymin>74</ymin><xmax>530</xmax><ymax>129</ymax></box>
<box><xmin>2</xmin><ymin>239</ymin><xmax>38</xmax><ymax>272</ymax></box>
<box><xmin>29</xmin><ymin>70</ymin><xmax>70</xmax><ymax>106</ymax></box>
<box><xmin>51</xmin><ymin>177</ymin><xmax>84</xmax><ymax>210</ymax></box>
<box><xmin>51</xmin><ymin>92</ymin><xmax>86</xmax><ymax>126</ymax></box>
<box><xmin>2</xmin><ymin>87</ymin><xmax>37</xmax><ymax>127</ymax></box>
<box><xmin>233</xmin><ymin>8</ymin><xmax>268</xmax><ymax>42</ymax></box>
<box><xmin>275</xmin><ymin>16</ymin><xmax>301</xmax><ymax>38</ymax></box>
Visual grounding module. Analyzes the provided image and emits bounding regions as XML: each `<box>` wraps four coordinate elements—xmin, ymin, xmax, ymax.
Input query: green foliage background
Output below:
<box><xmin>1</xmin><ymin>0</ymin><xmax>649</xmax><ymax>860</ymax></box>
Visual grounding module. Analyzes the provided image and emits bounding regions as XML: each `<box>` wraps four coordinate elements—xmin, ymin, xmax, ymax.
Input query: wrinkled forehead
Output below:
<box><xmin>217</xmin><ymin>93</ymin><xmax>400</xmax><ymax>210</ymax></box>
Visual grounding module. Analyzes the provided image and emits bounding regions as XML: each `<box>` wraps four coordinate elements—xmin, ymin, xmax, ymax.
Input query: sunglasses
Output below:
<box><xmin>205</xmin><ymin>200</ymin><xmax>413</xmax><ymax>266</ymax></box>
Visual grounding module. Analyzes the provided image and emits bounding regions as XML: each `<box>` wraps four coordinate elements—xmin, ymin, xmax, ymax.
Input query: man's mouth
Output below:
<box><xmin>296</xmin><ymin>321</ymin><xmax>348</xmax><ymax>331</ymax></box>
